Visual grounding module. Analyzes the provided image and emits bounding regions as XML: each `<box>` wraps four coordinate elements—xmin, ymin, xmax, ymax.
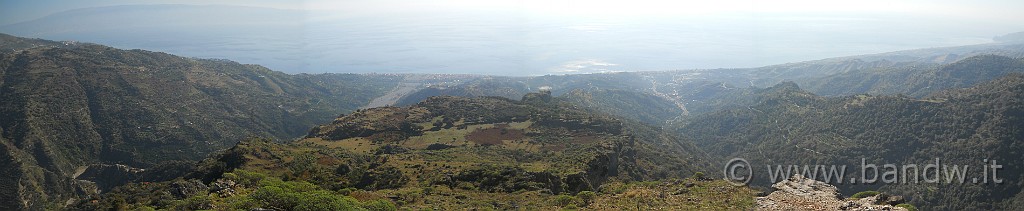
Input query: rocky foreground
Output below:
<box><xmin>756</xmin><ymin>175</ymin><xmax>908</xmax><ymax>211</ymax></box>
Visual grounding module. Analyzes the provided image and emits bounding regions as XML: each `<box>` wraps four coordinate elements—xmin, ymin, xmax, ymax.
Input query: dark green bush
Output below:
<box><xmin>850</xmin><ymin>191</ymin><xmax>880</xmax><ymax>199</ymax></box>
<box><xmin>555</xmin><ymin>194</ymin><xmax>579</xmax><ymax>207</ymax></box>
<box><xmin>692</xmin><ymin>172</ymin><xmax>705</xmax><ymax>179</ymax></box>
<box><xmin>896</xmin><ymin>203</ymin><xmax>918</xmax><ymax>211</ymax></box>
<box><xmin>293</xmin><ymin>190</ymin><xmax>360</xmax><ymax>211</ymax></box>
<box><xmin>576</xmin><ymin>191</ymin><xmax>596</xmax><ymax>206</ymax></box>
<box><xmin>250</xmin><ymin>186</ymin><xmax>300</xmax><ymax>209</ymax></box>
<box><xmin>361</xmin><ymin>199</ymin><xmax>397</xmax><ymax>211</ymax></box>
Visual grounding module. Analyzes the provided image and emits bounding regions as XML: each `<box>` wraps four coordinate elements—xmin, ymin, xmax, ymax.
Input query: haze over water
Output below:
<box><xmin>2</xmin><ymin>0</ymin><xmax>1022</xmax><ymax>75</ymax></box>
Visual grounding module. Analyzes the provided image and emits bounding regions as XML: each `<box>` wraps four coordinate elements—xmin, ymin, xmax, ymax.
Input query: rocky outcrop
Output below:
<box><xmin>446</xmin><ymin>165</ymin><xmax>564</xmax><ymax>194</ymax></box>
<box><xmin>74</xmin><ymin>164</ymin><xmax>144</xmax><ymax>193</ymax></box>
<box><xmin>756</xmin><ymin>174</ymin><xmax>907</xmax><ymax>211</ymax></box>
<box><xmin>169</xmin><ymin>179</ymin><xmax>208</xmax><ymax>199</ymax></box>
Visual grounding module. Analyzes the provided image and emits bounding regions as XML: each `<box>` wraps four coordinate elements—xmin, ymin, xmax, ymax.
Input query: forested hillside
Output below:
<box><xmin>678</xmin><ymin>74</ymin><xmax>1024</xmax><ymax>210</ymax></box>
<box><xmin>0</xmin><ymin>35</ymin><xmax>400</xmax><ymax>210</ymax></box>
<box><xmin>801</xmin><ymin>55</ymin><xmax>1024</xmax><ymax>97</ymax></box>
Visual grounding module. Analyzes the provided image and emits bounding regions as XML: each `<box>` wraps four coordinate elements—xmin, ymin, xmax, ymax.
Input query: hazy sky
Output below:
<box><xmin>2</xmin><ymin>0</ymin><xmax>1023</xmax><ymax>75</ymax></box>
<box><xmin>5</xmin><ymin>0</ymin><xmax>1024</xmax><ymax>25</ymax></box>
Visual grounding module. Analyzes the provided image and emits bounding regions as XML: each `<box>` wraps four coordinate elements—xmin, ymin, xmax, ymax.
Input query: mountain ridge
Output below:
<box><xmin>68</xmin><ymin>92</ymin><xmax>744</xmax><ymax>210</ymax></box>
<box><xmin>3</xmin><ymin>32</ymin><xmax>1024</xmax><ymax>210</ymax></box>
<box><xmin>0</xmin><ymin>34</ymin><xmax>400</xmax><ymax>210</ymax></box>
<box><xmin>678</xmin><ymin>73</ymin><xmax>1024</xmax><ymax>210</ymax></box>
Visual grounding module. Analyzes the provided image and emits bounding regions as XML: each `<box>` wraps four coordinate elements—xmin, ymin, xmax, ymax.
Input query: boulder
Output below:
<box><xmin>170</xmin><ymin>179</ymin><xmax>209</xmax><ymax>199</ymax></box>
<box><xmin>755</xmin><ymin>174</ymin><xmax>908</xmax><ymax>211</ymax></box>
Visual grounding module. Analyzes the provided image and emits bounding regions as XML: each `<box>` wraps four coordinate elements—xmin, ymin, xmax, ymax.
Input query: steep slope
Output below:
<box><xmin>558</xmin><ymin>89</ymin><xmax>685</xmax><ymax>125</ymax></box>
<box><xmin>678</xmin><ymin>74</ymin><xmax>1024</xmax><ymax>210</ymax></box>
<box><xmin>801</xmin><ymin>55</ymin><xmax>1024</xmax><ymax>97</ymax></box>
<box><xmin>0</xmin><ymin>35</ymin><xmax>400</xmax><ymax>210</ymax></box>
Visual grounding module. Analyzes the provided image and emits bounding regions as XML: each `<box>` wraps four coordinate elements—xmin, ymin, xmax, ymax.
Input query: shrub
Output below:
<box><xmin>231</xmin><ymin>169</ymin><xmax>269</xmax><ymax>187</ymax></box>
<box><xmin>250</xmin><ymin>186</ymin><xmax>299</xmax><ymax>209</ymax></box>
<box><xmin>132</xmin><ymin>206</ymin><xmax>157</xmax><ymax>211</ymax></box>
<box><xmin>294</xmin><ymin>190</ymin><xmax>360</xmax><ymax>211</ymax></box>
<box><xmin>692</xmin><ymin>172</ymin><xmax>705</xmax><ymax>179</ymax></box>
<box><xmin>895</xmin><ymin>203</ymin><xmax>918</xmax><ymax>211</ymax></box>
<box><xmin>555</xmin><ymin>194</ymin><xmax>579</xmax><ymax>207</ymax></box>
<box><xmin>338</xmin><ymin>187</ymin><xmax>358</xmax><ymax>196</ymax></box>
<box><xmin>355</xmin><ymin>166</ymin><xmax>410</xmax><ymax>190</ymax></box>
<box><xmin>849</xmin><ymin>191</ymin><xmax>880</xmax><ymax>199</ymax></box>
<box><xmin>598</xmin><ymin>182</ymin><xmax>628</xmax><ymax>195</ymax></box>
<box><xmin>223</xmin><ymin>194</ymin><xmax>258</xmax><ymax>210</ymax></box>
<box><xmin>456</xmin><ymin>182</ymin><xmax>477</xmax><ymax>190</ymax></box>
<box><xmin>576</xmin><ymin>191</ymin><xmax>596</xmax><ymax>206</ymax></box>
<box><xmin>173</xmin><ymin>194</ymin><xmax>212</xmax><ymax>210</ymax></box>
<box><xmin>222</xmin><ymin>172</ymin><xmax>238</xmax><ymax>181</ymax></box>
<box><xmin>288</xmin><ymin>154</ymin><xmax>318</xmax><ymax>176</ymax></box>
<box><xmin>361</xmin><ymin>199</ymin><xmax>397</xmax><ymax>211</ymax></box>
<box><xmin>250</xmin><ymin>180</ymin><xmax>365</xmax><ymax>211</ymax></box>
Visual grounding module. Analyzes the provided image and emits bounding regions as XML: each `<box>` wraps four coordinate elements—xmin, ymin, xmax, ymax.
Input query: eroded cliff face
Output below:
<box><xmin>74</xmin><ymin>164</ymin><xmax>144</xmax><ymax>193</ymax></box>
<box><xmin>756</xmin><ymin>174</ymin><xmax>908</xmax><ymax>211</ymax></box>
